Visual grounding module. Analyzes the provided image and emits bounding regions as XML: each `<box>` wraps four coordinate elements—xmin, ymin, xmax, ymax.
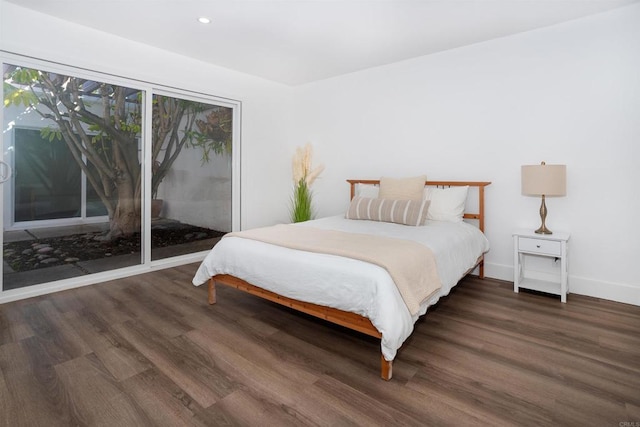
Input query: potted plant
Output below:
<box><xmin>290</xmin><ymin>144</ymin><xmax>324</xmax><ymax>222</ymax></box>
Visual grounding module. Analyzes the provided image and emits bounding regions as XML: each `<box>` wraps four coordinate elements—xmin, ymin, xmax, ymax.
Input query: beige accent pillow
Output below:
<box><xmin>345</xmin><ymin>196</ymin><xmax>430</xmax><ymax>226</ymax></box>
<box><xmin>378</xmin><ymin>175</ymin><xmax>427</xmax><ymax>201</ymax></box>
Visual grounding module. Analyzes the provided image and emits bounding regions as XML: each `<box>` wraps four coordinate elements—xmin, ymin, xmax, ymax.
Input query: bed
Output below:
<box><xmin>192</xmin><ymin>179</ymin><xmax>491</xmax><ymax>380</ymax></box>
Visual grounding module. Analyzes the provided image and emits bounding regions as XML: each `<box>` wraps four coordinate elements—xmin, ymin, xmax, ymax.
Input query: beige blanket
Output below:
<box><xmin>226</xmin><ymin>224</ymin><xmax>442</xmax><ymax>316</ymax></box>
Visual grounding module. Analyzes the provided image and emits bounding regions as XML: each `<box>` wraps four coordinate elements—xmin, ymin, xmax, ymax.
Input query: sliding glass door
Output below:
<box><xmin>149</xmin><ymin>93</ymin><xmax>233</xmax><ymax>261</ymax></box>
<box><xmin>2</xmin><ymin>57</ymin><xmax>239</xmax><ymax>295</ymax></box>
<box><xmin>2</xmin><ymin>63</ymin><xmax>144</xmax><ymax>290</ymax></box>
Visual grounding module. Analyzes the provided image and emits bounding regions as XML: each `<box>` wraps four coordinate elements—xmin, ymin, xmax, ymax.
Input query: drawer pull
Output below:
<box><xmin>536</xmin><ymin>245</ymin><xmax>540</xmax><ymax>248</ymax></box>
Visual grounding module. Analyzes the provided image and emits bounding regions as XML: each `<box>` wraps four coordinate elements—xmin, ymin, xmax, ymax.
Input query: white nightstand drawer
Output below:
<box><xmin>518</xmin><ymin>237</ymin><xmax>561</xmax><ymax>256</ymax></box>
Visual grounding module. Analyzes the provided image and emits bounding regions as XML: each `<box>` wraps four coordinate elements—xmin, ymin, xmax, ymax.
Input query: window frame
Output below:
<box><xmin>1</xmin><ymin>52</ymin><xmax>242</xmax><ymax>301</ymax></box>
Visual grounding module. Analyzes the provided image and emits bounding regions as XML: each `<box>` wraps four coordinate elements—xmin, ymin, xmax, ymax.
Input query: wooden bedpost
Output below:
<box><xmin>478</xmin><ymin>184</ymin><xmax>486</xmax><ymax>279</ymax></box>
<box><xmin>208</xmin><ymin>278</ymin><xmax>217</xmax><ymax>305</ymax></box>
<box><xmin>381</xmin><ymin>355</ymin><xmax>393</xmax><ymax>380</ymax></box>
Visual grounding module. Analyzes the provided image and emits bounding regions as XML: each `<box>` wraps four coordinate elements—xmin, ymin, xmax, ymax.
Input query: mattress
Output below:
<box><xmin>193</xmin><ymin>215</ymin><xmax>490</xmax><ymax>360</ymax></box>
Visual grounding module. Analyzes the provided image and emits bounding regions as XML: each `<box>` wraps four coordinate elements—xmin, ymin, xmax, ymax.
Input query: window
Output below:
<box><xmin>2</xmin><ymin>58</ymin><xmax>240</xmax><ymax>292</ymax></box>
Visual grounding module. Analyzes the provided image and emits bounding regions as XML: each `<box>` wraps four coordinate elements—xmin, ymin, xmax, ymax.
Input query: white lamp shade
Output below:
<box><xmin>521</xmin><ymin>164</ymin><xmax>566</xmax><ymax>196</ymax></box>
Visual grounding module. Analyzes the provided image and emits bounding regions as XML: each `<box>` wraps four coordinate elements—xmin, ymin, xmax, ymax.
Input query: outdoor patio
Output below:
<box><xmin>3</xmin><ymin>220</ymin><xmax>222</xmax><ymax>290</ymax></box>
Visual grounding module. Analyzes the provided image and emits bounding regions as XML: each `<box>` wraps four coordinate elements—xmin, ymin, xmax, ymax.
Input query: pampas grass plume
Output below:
<box><xmin>305</xmin><ymin>164</ymin><xmax>324</xmax><ymax>186</ymax></box>
<box><xmin>290</xmin><ymin>143</ymin><xmax>323</xmax><ymax>222</ymax></box>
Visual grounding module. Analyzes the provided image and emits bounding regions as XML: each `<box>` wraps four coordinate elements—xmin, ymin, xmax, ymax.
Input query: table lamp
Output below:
<box><xmin>521</xmin><ymin>162</ymin><xmax>566</xmax><ymax>234</ymax></box>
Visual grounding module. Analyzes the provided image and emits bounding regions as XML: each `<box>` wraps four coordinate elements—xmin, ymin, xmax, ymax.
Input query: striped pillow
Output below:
<box><xmin>345</xmin><ymin>196</ymin><xmax>430</xmax><ymax>226</ymax></box>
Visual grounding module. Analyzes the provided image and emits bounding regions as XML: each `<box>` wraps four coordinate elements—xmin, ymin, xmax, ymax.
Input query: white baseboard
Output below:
<box><xmin>484</xmin><ymin>262</ymin><xmax>513</xmax><ymax>282</ymax></box>
<box><xmin>484</xmin><ymin>262</ymin><xmax>640</xmax><ymax>307</ymax></box>
<box><xmin>568</xmin><ymin>275</ymin><xmax>640</xmax><ymax>306</ymax></box>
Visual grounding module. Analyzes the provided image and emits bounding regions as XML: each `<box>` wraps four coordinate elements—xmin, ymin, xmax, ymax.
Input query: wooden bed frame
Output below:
<box><xmin>208</xmin><ymin>179</ymin><xmax>491</xmax><ymax>380</ymax></box>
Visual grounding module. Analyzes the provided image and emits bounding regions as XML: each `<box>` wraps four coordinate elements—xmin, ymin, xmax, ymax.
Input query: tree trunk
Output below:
<box><xmin>108</xmin><ymin>176</ymin><xmax>140</xmax><ymax>239</ymax></box>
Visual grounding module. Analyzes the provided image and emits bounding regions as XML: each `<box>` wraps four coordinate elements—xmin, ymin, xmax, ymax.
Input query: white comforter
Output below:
<box><xmin>192</xmin><ymin>216</ymin><xmax>489</xmax><ymax>361</ymax></box>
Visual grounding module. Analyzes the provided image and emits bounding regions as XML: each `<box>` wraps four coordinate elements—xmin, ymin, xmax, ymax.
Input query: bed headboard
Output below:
<box><xmin>346</xmin><ymin>179</ymin><xmax>491</xmax><ymax>233</ymax></box>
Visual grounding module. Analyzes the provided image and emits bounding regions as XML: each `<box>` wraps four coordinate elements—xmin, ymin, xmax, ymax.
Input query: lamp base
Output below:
<box><xmin>535</xmin><ymin>225</ymin><xmax>553</xmax><ymax>235</ymax></box>
<box><xmin>535</xmin><ymin>195</ymin><xmax>553</xmax><ymax>234</ymax></box>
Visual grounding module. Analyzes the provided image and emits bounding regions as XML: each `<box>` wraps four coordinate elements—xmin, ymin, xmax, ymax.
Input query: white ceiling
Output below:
<box><xmin>7</xmin><ymin>0</ymin><xmax>639</xmax><ymax>85</ymax></box>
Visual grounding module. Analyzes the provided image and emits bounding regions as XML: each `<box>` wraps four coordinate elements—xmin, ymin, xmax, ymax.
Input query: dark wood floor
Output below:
<box><xmin>0</xmin><ymin>264</ymin><xmax>638</xmax><ymax>426</ymax></box>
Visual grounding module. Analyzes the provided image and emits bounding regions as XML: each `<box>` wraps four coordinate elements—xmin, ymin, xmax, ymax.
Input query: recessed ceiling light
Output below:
<box><xmin>198</xmin><ymin>17</ymin><xmax>211</xmax><ymax>24</ymax></box>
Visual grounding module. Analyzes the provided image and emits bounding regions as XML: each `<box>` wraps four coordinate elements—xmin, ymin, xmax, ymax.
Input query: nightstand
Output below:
<box><xmin>513</xmin><ymin>230</ymin><xmax>570</xmax><ymax>303</ymax></box>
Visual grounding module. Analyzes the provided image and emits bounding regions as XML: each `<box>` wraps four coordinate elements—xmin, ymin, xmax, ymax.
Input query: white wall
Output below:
<box><xmin>1</xmin><ymin>2</ymin><xmax>295</xmax><ymax>231</ymax></box>
<box><xmin>292</xmin><ymin>4</ymin><xmax>640</xmax><ymax>305</ymax></box>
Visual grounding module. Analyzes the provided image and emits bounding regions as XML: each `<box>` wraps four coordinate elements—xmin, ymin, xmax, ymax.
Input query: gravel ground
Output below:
<box><xmin>3</xmin><ymin>223</ymin><xmax>225</xmax><ymax>272</ymax></box>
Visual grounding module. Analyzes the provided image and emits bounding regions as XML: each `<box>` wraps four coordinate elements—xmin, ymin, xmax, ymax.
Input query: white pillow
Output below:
<box><xmin>424</xmin><ymin>186</ymin><xmax>469</xmax><ymax>222</ymax></box>
<box><xmin>356</xmin><ymin>183</ymin><xmax>379</xmax><ymax>198</ymax></box>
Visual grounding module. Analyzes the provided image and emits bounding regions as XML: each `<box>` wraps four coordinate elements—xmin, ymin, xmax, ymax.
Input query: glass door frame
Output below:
<box><xmin>146</xmin><ymin>88</ymin><xmax>241</xmax><ymax>267</ymax></box>
<box><xmin>1</xmin><ymin>52</ymin><xmax>242</xmax><ymax>303</ymax></box>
